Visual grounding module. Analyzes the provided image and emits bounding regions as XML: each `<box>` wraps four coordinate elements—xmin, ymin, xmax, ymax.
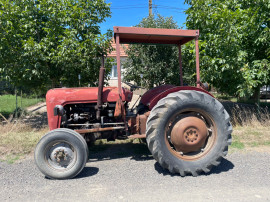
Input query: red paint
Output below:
<box><xmin>140</xmin><ymin>85</ymin><xmax>175</xmax><ymax>106</ymax></box>
<box><xmin>46</xmin><ymin>87</ymin><xmax>132</xmax><ymax>130</ymax></box>
<box><xmin>141</xmin><ymin>85</ymin><xmax>213</xmax><ymax>110</ymax></box>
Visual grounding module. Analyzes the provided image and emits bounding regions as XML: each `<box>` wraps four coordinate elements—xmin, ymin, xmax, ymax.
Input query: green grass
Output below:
<box><xmin>230</xmin><ymin>141</ymin><xmax>245</xmax><ymax>149</ymax></box>
<box><xmin>231</xmin><ymin>125</ymin><xmax>270</xmax><ymax>150</ymax></box>
<box><xmin>5</xmin><ymin>154</ymin><xmax>22</xmax><ymax>164</ymax></box>
<box><xmin>0</xmin><ymin>94</ymin><xmax>44</xmax><ymax>117</ymax></box>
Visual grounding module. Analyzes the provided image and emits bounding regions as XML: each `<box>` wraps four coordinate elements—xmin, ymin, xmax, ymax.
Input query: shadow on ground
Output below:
<box><xmin>75</xmin><ymin>167</ymin><xmax>99</xmax><ymax>179</ymax></box>
<box><xmin>44</xmin><ymin>167</ymin><xmax>99</xmax><ymax>180</ymax></box>
<box><xmin>154</xmin><ymin>158</ymin><xmax>234</xmax><ymax>177</ymax></box>
<box><xmin>88</xmin><ymin>141</ymin><xmax>152</xmax><ymax>162</ymax></box>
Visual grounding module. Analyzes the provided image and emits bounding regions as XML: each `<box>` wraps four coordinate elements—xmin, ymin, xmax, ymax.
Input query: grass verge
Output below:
<box><xmin>0</xmin><ymin>121</ymin><xmax>49</xmax><ymax>163</ymax></box>
<box><xmin>0</xmin><ymin>94</ymin><xmax>44</xmax><ymax>118</ymax></box>
<box><xmin>231</xmin><ymin>125</ymin><xmax>270</xmax><ymax>150</ymax></box>
<box><xmin>1</xmin><ymin>100</ymin><xmax>270</xmax><ymax>163</ymax></box>
<box><xmin>230</xmin><ymin>104</ymin><xmax>270</xmax><ymax>151</ymax></box>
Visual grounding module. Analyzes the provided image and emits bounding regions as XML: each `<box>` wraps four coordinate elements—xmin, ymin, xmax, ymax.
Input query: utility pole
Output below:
<box><xmin>149</xmin><ymin>0</ymin><xmax>152</xmax><ymax>16</ymax></box>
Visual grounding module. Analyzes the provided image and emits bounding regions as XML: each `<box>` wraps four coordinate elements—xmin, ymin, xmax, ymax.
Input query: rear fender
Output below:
<box><xmin>148</xmin><ymin>86</ymin><xmax>214</xmax><ymax>110</ymax></box>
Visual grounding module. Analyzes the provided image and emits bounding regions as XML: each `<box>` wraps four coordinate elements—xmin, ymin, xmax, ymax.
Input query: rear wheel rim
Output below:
<box><xmin>165</xmin><ymin>108</ymin><xmax>217</xmax><ymax>161</ymax></box>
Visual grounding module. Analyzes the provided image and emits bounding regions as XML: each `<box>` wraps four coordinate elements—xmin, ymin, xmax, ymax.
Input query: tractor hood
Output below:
<box><xmin>46</xmin><ymin>87</ymin><xmax>132</xmax><ymax>130</ymax></box>
<box><xmin>46</xmin><ymin>87</ymin><xmax>132</xmax><ymax>105</ymax></box>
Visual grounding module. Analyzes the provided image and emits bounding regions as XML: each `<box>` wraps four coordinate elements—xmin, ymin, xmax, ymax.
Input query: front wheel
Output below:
<box><xmin>146</xmin><ymin>90</ymin><xmax>232</xmax><ymax>176</ymax></box>
<box><xmin>34</xmin><ymin>129</ymin><xmax>89</xmax><ymax>179</ymax></box>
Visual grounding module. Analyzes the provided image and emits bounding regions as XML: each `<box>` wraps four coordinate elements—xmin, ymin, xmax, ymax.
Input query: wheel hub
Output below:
<box><xmin>49</xmin><ymin>144</ymin><xmax>74</xmax><ymax>167</ymax></box>
<box><xmin>170</xmin><ymin>116</ymin><xmax>208</xmax><ymax>153</ymax></box>
<box><xmin>185</xmin><ymin>128</ymin><xmax>199</xmax><ymax>142</ymax></box>
<box><xmin>54</xmin><ymin>149</ymin><xmax>67</xmax><ymax>162</ymax></box>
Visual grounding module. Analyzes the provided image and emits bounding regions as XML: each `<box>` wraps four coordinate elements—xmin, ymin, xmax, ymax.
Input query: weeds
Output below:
<box><xmin>231</xmin><ymin>104</ymin><xmax>270</xmax><ymax>127</ymax></box>
<box><xmin>0</xmin><ymin>120</ymin><xmax>48</xmax><ymax>162</ymax></box>
<box><xmin>230</xmin><ymin>104</ymin><xmax>270</xmax><ymax>150</ymax></box>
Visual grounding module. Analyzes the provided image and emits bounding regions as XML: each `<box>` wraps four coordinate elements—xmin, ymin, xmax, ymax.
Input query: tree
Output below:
<box><xmin>185</xmin><ymin>0</ymin><xmax>270</xmax><ymax>101</ymax></box>
<box><xmin>0</xmin><ymin>0</ymin><xmax>112</xmax><ymax>91</ymax></box>
<box><xmin>123</xmin><ymin>14</ymin><xmax>197</xmax><ymax>89</ymax></box>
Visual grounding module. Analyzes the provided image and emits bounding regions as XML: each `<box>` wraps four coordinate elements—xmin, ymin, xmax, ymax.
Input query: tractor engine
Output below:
<box><xmin>62</xmin><ymin>103</ymin><xmax>116</xmax><ymax>128</ymax></box>
<box><xmin>60</xmin><ymin>102</ymin><xmax>126</xmax><ymax>143</ymax></box>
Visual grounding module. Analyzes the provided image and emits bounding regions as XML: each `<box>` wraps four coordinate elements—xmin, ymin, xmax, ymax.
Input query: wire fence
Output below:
<box><xmin>0</xmin><ymin>80</ymin><xmax>46</xmax><ymax>119</ymax></box>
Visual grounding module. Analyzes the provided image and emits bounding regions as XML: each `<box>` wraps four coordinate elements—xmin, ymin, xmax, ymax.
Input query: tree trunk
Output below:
<box><xmin>253</xmin><ymin>86</ymin><xmax>260</xmax><ymax>106</ymax></box>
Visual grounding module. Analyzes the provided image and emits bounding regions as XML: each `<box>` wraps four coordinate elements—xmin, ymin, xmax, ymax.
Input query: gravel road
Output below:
<box><xmin>1</xmin><ymin>143</ymin><xmax>270</xmax><ymax>202</ymax></box>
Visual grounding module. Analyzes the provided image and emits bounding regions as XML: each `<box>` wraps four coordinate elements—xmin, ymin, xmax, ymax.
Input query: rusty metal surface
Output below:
<box><xmin>96</xmin><ymin>56</ymin><xmax>105</xmax><ymax>120</ymax></box>
<box><xmin>136</xmin><ymin>111</ymin><xmax>150</xmax><ymax>135</ymax></box>
<box><xmin>116</xmin><ymin>33</ymin><xmax>122</xmax><ymax>97</ymax></box>
<box><xmin>195</xmin><ymin>35</ymin><xmax>200</xmax><ymax>88</ymax></box>
<box><xmin>128</xmin><ymin>134</ymin><xmax>146</xmax><ymax>139</ymax></box>
<box><xmin>138</xmin><ymin>114</ymin><xmax>146</xmax><ymax>135</ymax></box>
<box><xmin>165</xmin><ymin>109</ymin><xmax>217</xmax><ymax>161</ymax></box>
<box><xmin>178</xmin><ymin>44</ymin><xmax>183</xmax><ymax>86</ymax></box>
<box><xmin>75</xmin><ymin>126</ymin><xmax>124</xmax><ymax>134</ymax></box>
<box><xmin>67</xmin><ymin>122</ymin><xmax>124</xmax><ymax>126</ymax></box>
<box><xmin>113</xmin><ymin>26</ymin><xmax>199</xmax><ymax>45</ymax></box>
<box><xmin>170</xmin><ymin>116</ymin><xmax>208</xmax><ymax>153</ymax></box>
<box><xmin>127</xmin><ymin>116</ymin><xmax>137</xmax><ymax>134</ymax></box>
<box><xmin>114</xmin><ymin>98</ymin><xmax>122</xmax><ymax>118</ymax></box>
<box><xmin>136</xmin><ymin>114</ymin><xmax>140</xmax><ymax>134</ymax></box>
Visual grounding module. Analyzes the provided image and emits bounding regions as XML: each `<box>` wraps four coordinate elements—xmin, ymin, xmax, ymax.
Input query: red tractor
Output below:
<box><xmin>35</xmin><ymin>27</ymin><xmax>232</xmax><ymax>179</ymax></box>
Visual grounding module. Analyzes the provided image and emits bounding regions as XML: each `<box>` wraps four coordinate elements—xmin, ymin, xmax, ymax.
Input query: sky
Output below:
<box><xmin>100</xmin><ymin>0</ymin><xmax>189</xmax><ymax>34</ymax></box>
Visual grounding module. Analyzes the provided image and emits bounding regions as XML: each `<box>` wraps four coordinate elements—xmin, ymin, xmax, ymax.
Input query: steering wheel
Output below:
<box><xmin>123</xmin><ymin>82</ymin><xmax>141</xmax><ymax>91</ymax></box>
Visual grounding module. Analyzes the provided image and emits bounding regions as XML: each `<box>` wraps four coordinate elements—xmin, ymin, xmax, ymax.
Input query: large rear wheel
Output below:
<box><xmin>146</xmin><ymin>90</ymin><xmax>232</xmax><ymax>176</ymax></box>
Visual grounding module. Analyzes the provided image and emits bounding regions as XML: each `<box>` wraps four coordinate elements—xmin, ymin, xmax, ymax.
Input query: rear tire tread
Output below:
<box><xmin>146</xmin><ymin>90</ymin><xmax>232</xmax><ymax>176</ymax></box>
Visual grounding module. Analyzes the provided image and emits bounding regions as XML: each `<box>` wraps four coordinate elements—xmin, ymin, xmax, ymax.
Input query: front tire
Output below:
<box><xmin>35</xmin><ymin>129</ymin><xmax>89</xmax><ymax>179</ymax></box>
<box><xmin>146</xmin><ymin>90</ymin><xmax>232</xmax><ymax>176</ymax></box>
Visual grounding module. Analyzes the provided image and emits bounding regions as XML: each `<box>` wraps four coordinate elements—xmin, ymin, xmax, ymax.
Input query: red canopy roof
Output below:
<box><xmin>113</xmin><ymin>26</ymin><xmax>199</xmax><ymax>45</ymax></box>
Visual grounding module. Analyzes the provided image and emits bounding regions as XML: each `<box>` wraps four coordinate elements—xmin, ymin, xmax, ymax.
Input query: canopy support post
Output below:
<box><xmin>195</xmin><ymin>35</ymin><xmax>200</xmax><ymax>88</ymax></box>
<box><xmin>116</xmin><ymin>33</ymin><xmax>122</xmax><ymax>97</ymax></box>
<box><xmin>178</xmin><ymin>44</ymin><xmax>183</xmax><ymax>86</ymax></box>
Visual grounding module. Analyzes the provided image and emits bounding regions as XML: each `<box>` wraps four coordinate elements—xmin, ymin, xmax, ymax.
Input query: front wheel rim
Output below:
<box><xmin>45</xmin><ymin>141</ymin><xmax>77</xmax><ymax>171</ymax></box>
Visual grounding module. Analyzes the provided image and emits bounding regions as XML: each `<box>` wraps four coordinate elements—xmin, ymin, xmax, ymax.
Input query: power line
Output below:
<box><xmin>154</xmin><ymin>4</ymin><xmax>186</xmax><ymax>11</ymax></box>
<box><xmin>111</xmin><ymin>6</ymin><xmax>146</xmax><ymax>9</ymax></box>
<box><xmin>111</xmin><ymin>5</ymin><xmax>186</xmax><ymax>11</ymax></box>
<box><xmin>110</xmin><ymin>2</ymin><xmax>187</xmax><ymax>14</ymax></box>
<box><xmin>110</xmin><ymin>4</ymin><xmax>147</xmax><ymax>8</ymax></box>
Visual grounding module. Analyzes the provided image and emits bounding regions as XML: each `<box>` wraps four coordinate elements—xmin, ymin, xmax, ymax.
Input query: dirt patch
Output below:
<box><xmin>26</xmin><ymin>102</ymin><xmax>47</xmax><ymax>114</ymax></box>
